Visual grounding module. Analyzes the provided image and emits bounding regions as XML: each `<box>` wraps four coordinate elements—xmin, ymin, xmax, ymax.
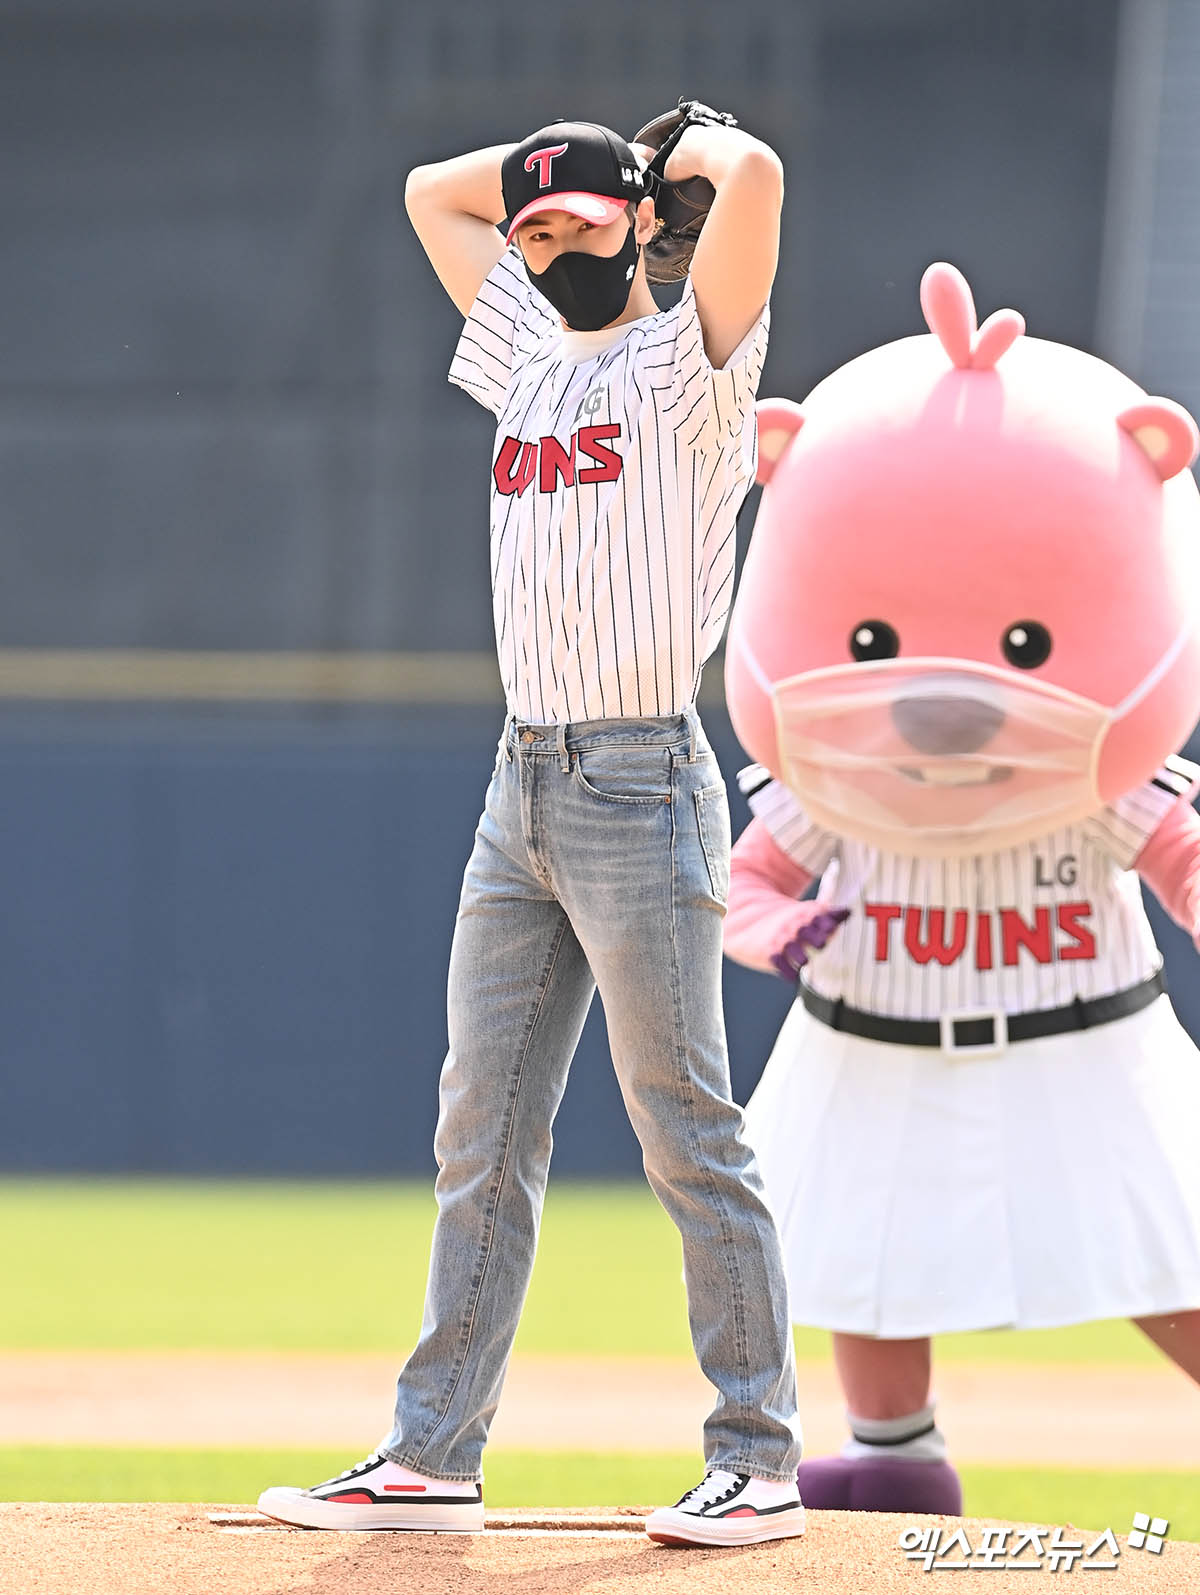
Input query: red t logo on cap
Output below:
<box><xmin>524</xmin><ymin>143</ymin><xmax>568</xmax><ymax>188</ymax></box>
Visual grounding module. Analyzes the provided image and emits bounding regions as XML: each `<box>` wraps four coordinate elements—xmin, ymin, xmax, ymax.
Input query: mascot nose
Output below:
<box><xmin>891</xmin><ymin>693</ymin><xmax>1005</xmax><ymax>755</ymax></box>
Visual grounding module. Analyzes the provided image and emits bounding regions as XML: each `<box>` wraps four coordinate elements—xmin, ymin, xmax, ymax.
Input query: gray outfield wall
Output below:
<box><xmin>0</xmin><ymin>702</ymin><xmax>795</xmax><ymax>1177</ymax></box>
<box><xmin>2</xmin><ymin>0</ymin><xmax>1119</xmax><ymax>656</ymax></box>
<box><xmin>2</xmin><ymin>704</ymin><xmax>1198</xmax><ymax>1177</ymax></box>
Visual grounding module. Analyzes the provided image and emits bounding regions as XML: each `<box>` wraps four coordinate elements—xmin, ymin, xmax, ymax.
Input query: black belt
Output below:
<box><xmin>800</xmin><ymin>970</ymin><xmax>1166</xmax><ymax>1052</ymax></box>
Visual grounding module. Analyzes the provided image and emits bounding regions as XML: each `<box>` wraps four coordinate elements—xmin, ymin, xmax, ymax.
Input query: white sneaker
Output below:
<box><xmin>645</xmin><ymin>1469</ymin><xmax>806</xmax><ymax>1547</ymax></box>
<box><xmin>256</xmin><ymin>1451</ymin><xmax>484</xmax><ymax>1532</ymax></box>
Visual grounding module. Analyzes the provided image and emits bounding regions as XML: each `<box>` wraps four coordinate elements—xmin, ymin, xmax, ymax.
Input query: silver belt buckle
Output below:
<box><xmin>939</xmin><ymin>1007</ymin><xmax>1007</xmax><ymax>1057</ymax></box>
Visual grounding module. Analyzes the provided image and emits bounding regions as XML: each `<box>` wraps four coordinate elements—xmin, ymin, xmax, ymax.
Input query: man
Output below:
<box><xmin>258</xmin><ymin>108</ymin><xmax>805</xmax><ymax>1549</ymax></box>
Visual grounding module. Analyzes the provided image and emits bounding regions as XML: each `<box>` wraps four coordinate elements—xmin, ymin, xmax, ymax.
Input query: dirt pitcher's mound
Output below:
<box><xmin>2</xmin><ymin>1504</ymin><xmax>1198</xmax><ymax>1595</ymax></box>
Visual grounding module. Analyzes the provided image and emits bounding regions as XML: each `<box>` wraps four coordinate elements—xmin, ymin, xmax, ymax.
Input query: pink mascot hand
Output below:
<box><xmin>769</xmin><ymin>906</ymin><xmax>851</xmax><ymax>981</ymax></box>
<box><xmin>1131</xmin><ymin>794</ymin><xmax>1200</xmax><ymax>954</ymax></box>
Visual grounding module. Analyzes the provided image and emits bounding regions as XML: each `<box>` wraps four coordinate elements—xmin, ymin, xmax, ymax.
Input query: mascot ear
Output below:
<box><xmin>1118</xmin><ymin>398</ymin><xmax>1199</xmax><ymax>481</ymax></box>
<box><xmin>755</xmin><ymin>398</ymin><xmax>805</xmax><ymax>485</ymax></box>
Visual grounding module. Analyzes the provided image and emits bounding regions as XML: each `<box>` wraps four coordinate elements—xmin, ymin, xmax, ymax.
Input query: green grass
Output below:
<box><xmin>0</xmin><ymin>1178</ymin><xmax>691</xmax><ymax>1356</ymax></box>
<box><xmin>0</xmin><ymin>1178</ymin><xmax>1164</xmax><ymax>1363</ymax></box>
<box><xmin>2</xmin><ymin>1448</ymin><xmax>1197</xmax><ymax>1542</ymax></box>
<box><xmin>959</xmin><ymin>1466</ymin><xmax>1200</xmax><ymax>1542</ymax></box>
<box><xmin>0</xmin><ymin>1446</ymin><xmax>694</xmax><ymax>1509</ymax></box>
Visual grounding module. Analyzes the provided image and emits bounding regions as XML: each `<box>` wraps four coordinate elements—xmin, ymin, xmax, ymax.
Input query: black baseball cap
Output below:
<box><xmin>502</xmin><ymin>121</ymin><xmax>647</xmax><ymax>244</ymax></box>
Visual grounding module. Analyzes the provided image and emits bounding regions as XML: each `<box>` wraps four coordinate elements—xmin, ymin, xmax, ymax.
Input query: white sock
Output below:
<box><xmin>366</xmin><ymin>1453</ymin><xmax>481</xmax><ymax>1495</ymax></box>
<box><xmin>840</xmin><ymin>1402</ymin><xmax>948</xmax><ymax>1463</ymax></box>
<box><xmin>742</xmin><ymin>1474</ymin><xmax>802</xmax><ymax>1504</ymax></box>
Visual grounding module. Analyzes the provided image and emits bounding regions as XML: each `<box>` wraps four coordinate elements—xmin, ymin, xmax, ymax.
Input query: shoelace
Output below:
<box><xmin>676</xmin><ymin>1469</ymin><xmax>745</xmax><ymax>1511</ymax></box>
<box><xmin>317</xmin><ymin>1450</ymin><xmax>385</xmax><ymax>1489</ymax></box>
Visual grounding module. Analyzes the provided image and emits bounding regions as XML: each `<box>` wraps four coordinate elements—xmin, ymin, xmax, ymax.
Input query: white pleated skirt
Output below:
<box><xmin>742</xmin><ymin>994</ymin><xmax>1200</xmax><ymax>1336</ymax></box>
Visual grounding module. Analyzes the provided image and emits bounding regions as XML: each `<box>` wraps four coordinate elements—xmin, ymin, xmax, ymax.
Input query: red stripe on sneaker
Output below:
<box><xmin>383</xmin><ymin>1485</ymin><xmax>428</xmax><ymax>1493</ymax></box>
<box><xmin>326</xmin><ymin>1491</ymin><xmax>374</xmax><ymax>1504</ymax></box>
<box><xmin>725</xmin><ymin>1507</ymin><xmax>760</xmax><ymax>1518</ymax></box>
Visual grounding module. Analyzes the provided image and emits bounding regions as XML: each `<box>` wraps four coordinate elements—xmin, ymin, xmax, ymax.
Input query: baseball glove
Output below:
<box><xmin>633</xmin><ymin>98</ymin><xmax>739</xmax><ymax>285</ymax></box>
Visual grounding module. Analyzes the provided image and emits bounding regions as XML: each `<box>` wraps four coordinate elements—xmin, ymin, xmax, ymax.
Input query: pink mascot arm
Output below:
<box><xmin>1133</xmin><ymin>795</ymin><xmax>1200</xmax><ymax>952</ymax></box>
<box><xmin>725</xmin><ymin>818</ymin><xmax>821</xmax><ymax>973</ymax></box>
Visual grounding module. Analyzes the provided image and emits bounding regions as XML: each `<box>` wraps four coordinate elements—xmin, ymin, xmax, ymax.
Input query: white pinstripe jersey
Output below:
<box><xmin>448</xmin><ymin>249</ymin><xmax>768</xmax><ymax>723</ymax></box>
<box><xmin>739</xmin><ymin>755</ymin><xmax>1200</xmax><ymax>1019</ymax></box>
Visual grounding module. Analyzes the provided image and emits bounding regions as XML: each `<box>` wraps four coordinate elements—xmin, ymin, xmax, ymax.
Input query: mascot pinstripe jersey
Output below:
<box><xmin>739</xmin><ymin>754</ymin><xmax>1198</xmax><ymax>1019</ymax></box>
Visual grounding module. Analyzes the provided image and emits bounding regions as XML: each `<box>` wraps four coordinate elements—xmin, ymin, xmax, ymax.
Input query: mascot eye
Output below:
<box><xmin>849</xmin><ymin>621</ymin><xmax>900</xmax><ymax>662</ymax></box>
<box><xmin>1002</xmin><ymin>621</ymin><xmax>1052</xmax><ymax>669</ymax></box>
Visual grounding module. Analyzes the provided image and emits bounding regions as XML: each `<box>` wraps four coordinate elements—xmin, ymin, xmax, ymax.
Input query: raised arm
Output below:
<box><xmin>404</xmin><ymin>145</ymin><xmax>514</xmax><ymax>318</ymax></box>
<box><xmin>659</xmin><ymin>125</ymin><xmax>784</xmax><ymax>368</ymax></box>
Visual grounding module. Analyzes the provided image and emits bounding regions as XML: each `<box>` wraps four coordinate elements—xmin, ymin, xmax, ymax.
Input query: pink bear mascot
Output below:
<box><xmin>724</xmin><ymin>262</ymin><xmax>1200</xmax><ymax>1515</ymax></box>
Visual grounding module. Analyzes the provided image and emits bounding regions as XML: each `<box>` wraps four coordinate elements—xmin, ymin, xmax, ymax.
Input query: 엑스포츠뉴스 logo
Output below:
<box><xmin>524</xmin><ymin>144</ymin><xmax>568</xmax><ymax>188</ymax></box>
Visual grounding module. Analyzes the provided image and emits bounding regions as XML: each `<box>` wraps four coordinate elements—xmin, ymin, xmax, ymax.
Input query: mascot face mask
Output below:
<box><xmin>737</xmin><ymin>628</ymin><xmax>1196</xmax><ymax>858</ymax></box>
<box><xmin>725</xmin><ymin>261</ymin><xmax>1200</xmax><ymax>859</ymax></box>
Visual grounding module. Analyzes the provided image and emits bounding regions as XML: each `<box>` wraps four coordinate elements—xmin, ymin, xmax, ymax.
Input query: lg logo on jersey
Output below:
<box><xmin>573</xmin><ymin>385</ymin><xmax>607</xmax><ymax>425</ymax></box>
<box><xmin>1035</xmin><ymin>852</ymin><xmax>1078</xmax><ymax>887</ymax></box>
<box><xmin>493</xmin><ymin>426</ymin><xmax>623</xmax><ymax>496</ymax></box>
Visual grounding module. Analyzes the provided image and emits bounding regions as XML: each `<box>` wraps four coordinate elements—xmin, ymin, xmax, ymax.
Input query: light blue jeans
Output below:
<box><xmin>383</xmin><ymin>710</ymin><xmax>802</xmax><ymax>1483</ymax></box>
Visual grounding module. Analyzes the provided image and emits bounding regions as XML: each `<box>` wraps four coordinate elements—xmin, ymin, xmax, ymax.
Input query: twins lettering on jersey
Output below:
<box><xmin>860</xmin><ymin>853</ymin><xmax>1096</xmax><ymax>967</ymax></box>
<box><xmin>493</xmin><ymin>424</ymin><xmax>623</xmax><ymax>496</ymax></box>
<box><xmin>864</xmin><ymin>902</ymin><xmax>1096</xmax><ymax>968</ymax></box>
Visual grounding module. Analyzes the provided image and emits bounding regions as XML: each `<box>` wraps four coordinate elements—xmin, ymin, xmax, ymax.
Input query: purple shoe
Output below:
<box><xmin>797</xmin><ymin>1454</ymin><xmax>963</xmax><ymax>1515</ymax></box>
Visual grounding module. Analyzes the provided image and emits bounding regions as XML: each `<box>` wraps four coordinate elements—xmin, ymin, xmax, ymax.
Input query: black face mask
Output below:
<box><xmin>526</xmin><ymin>226</ymin><xmax>639</xmax><ymax>331</ymax></box>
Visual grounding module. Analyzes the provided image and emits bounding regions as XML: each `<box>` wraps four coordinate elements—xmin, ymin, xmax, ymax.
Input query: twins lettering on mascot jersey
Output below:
<box><xmin>448</xmin><ymin>248</ymin><xmax>767</xmax><ymax>723</ymax></box>
<box><xmin>740</xmin><ymin>756</ymin><xmax>1200</xmax><ymax>1020</ymax></box>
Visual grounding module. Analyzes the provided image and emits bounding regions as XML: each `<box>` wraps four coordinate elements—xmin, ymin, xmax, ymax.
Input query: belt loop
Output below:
<box><xmin>830</xmin><ymin>997</ymin><xmax>845</xmax><ymax>1033</ymax></box>
<box><xmin>685</xmin><ymin>706</ymin><xmax>697</xmax><ymax>763</ymax></box>
<box><xmin>504</xmin><ymin>713</ymin><xmax>514</xmax><ymax>761</ymax></box>
<box><xmin>1071</xmin><ymin>995</ymin><xmax>1088</xmax><ymax>1030</ymax></box>
<box><xmin>558</xmin><ymin>721</ymin><xmax>570</xmax><ymax>773</ymax></box>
